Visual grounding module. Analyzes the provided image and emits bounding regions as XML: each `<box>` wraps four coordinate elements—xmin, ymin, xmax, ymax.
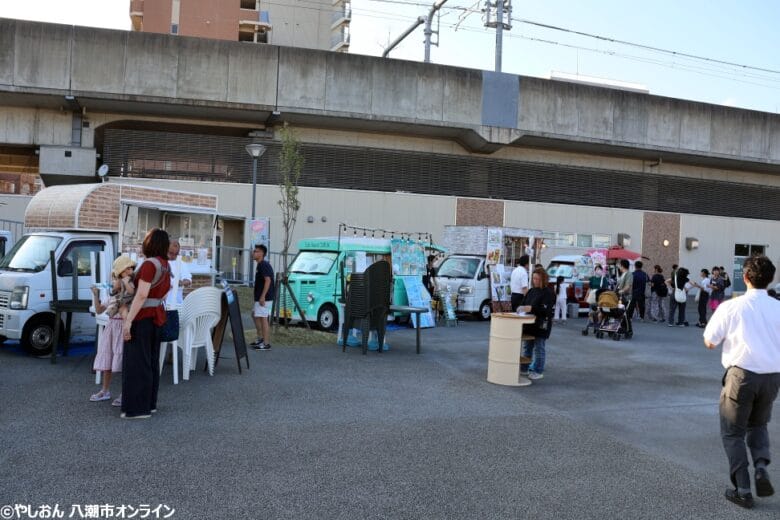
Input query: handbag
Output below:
<box><xmin>709</xmin><ymin>298</ymin><xmax>720</xmax><ymax>311</ymax></box>
<box><xmin>674</xmin><ymin>277</ymin><xmax>687</xmax><ymax>304</ymax></box>
<box><xmin>160</xmin><ymin>309</ymin><xmax>180</xmax><ymax>342</ymax></box>
<box><xmin>586</xmin><ymin>275</ymin><xmax>603</xmax><ymax>305</ymax></box>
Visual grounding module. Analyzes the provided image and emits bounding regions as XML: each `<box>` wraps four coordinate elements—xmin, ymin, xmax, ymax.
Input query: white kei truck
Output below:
<box><xmin>0</xmin><ymin>183</ymin><xmax>218</xmax><ymax>356</ymax></box>
<box><xmin>433</xmin><ymin>225</ymin><xmax>543</xmax><ymax>320</ymax></box>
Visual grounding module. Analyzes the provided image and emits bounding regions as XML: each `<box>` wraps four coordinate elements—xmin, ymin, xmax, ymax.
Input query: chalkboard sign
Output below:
<box><xmin>213</xmin><ymin>287</ymin><xmax>249</xmax><ymax>373</ymax></box>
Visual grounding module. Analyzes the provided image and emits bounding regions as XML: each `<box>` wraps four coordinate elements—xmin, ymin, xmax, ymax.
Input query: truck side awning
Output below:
<box><xmin>122</xmin><ymin>200</ymin><xmax>217</xmax><ymax>215</ymax></box>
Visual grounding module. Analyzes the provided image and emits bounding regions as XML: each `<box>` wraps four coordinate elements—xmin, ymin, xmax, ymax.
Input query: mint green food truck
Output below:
<box><xmin>281</xmin><ymin>236</ymin><xmax>437</xmax><ymax>330</ymax></box>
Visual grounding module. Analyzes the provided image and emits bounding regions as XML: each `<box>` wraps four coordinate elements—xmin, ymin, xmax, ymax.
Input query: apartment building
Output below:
<box><xmin>129</xmin><ymin>0</ymin><xmax>351</xmax><ymax>51</ymax></box>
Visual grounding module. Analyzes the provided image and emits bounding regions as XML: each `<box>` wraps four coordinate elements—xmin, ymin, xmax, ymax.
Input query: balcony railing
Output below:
<box><xmin>330</xmin><ymin>30</ymin><xmax>350</xmax><ymax>51</ymax></box>
<box><xmin>331</xmin><ymin>7</ymin><xmax>352</xmax><ymax>29</ymax></box>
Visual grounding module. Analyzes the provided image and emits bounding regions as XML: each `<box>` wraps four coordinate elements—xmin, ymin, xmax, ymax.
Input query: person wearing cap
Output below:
<box><xmin>107</xmin><ymin>255</ymin><xmax>137</xmax><ymax>321</ymax></box>
<box><xmin>88</xmin><ymin>255</ymin><xmax>136</xmax><ymax>406</ymax></box>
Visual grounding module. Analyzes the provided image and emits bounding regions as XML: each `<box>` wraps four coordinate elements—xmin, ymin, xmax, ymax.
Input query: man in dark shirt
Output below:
<box><xmin>628</xmin><ymin>260</ymin><xmax>649</xmax><ymax>321</ymax></box>
<box><xmin>251</xmin><ymin>244</ymin><xmax>275</xmax><ymax>351</ymax></box>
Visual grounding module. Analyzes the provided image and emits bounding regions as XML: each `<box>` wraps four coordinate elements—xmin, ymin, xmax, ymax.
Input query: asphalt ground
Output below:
<box><xmin>1</xmin><ymin>306</ymin><xmax>779</xmax><ymax>520</ymax></box>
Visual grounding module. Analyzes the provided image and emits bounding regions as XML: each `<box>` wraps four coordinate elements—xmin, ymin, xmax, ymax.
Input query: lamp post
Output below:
<box><xmin>245</xmin><ymin>143</ymin><xmax>267</xmax><ymax>219</ymax></box>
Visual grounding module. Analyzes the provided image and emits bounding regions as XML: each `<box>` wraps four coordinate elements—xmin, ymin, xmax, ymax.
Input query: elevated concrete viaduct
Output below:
<box><xmin>2</xmin><ymin>18</ymin><xmax>780</xmax><ymax>172</ymax></box>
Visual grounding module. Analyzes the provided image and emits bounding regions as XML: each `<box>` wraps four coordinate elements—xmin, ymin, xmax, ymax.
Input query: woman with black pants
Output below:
<box><xmin>121</xmin><ymin>228</ymin><xmax>171</xmax><ymax>419</ymax></box>
<box><xmin>667</xmin><ymin>267</ymin><xmax>691</xmax><ymax>327</ymax></box>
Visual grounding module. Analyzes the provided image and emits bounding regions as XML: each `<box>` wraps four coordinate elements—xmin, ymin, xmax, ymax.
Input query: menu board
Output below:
<box><xmin>399</xmin><ymin>276</ymin><xmax>435</xmax><ymax>328</ymax></box>
<box><xmin>486</xmin><ymin>227</ymin><xmax>503</xmax><ymax>266</ymax></box>
<box><xmin>390</xmin><ymin>239</ymin><xmax>425</xmax><ymax>276</ymax></box>
<box><xmin>489</xmin><ymin>264</ymin><xmax>513</xmax><ymax>312</ymax></box>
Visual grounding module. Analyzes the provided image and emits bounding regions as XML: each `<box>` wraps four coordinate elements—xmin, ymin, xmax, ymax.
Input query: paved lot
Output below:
<box><xmin>2</xmin><ymin>309</ymin><xmax>779</xmax><ymax>519</ymax></box>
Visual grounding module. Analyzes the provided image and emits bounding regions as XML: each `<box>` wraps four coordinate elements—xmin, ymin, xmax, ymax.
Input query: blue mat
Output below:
<box><xmin>2</xmin><ymin>337</ymin><xmax>96</xmax><ymax>357</ymax></box>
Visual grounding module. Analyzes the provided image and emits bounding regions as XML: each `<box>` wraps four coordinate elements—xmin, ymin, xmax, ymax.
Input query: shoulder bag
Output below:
<box><xmin>674</xmin><ymin>277</ymin><xmax>687</xmax><ymax>304</ymax></box>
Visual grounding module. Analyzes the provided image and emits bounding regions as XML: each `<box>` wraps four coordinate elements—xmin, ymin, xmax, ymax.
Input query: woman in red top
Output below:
<box><xmin>121</xmin><ymin>228</ymin><xmax>171</xmax><ymax>419</ymax></box>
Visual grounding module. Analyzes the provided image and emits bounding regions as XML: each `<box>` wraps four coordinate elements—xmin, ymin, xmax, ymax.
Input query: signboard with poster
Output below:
<box><xmin>390</xmin><ymin>238</ymin><xmax>426</xmax><ymax>276</ymax></box>
<box><xmin>248</xmin><ymin>218</ymin><xmax>270</xmax><ymax>249</ymax></box>
<box><xmin>486</xmin><ymin>227</ymin><xmax>503</xmax><ymax>268</ymax></box>
<box><xmin>489</xmin><ymin>264</ymin><xmax>513</xmax><ymax>312</ymax></box>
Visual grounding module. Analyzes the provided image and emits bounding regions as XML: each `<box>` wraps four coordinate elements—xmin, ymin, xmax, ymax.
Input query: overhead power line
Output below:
<box><xmin>512</xmin><ymin>18</ymin><xmax>780</xmax><ymax>76</ymax></box>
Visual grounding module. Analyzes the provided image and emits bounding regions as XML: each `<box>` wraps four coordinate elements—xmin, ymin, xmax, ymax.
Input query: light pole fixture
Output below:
<box><xmin>245</xmin><ymin>143</ymin><xmax>267</xmax><ymax>219</ymax></box>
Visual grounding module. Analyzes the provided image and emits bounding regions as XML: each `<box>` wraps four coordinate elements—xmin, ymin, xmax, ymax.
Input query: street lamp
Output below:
<box><xmin>245</xmin><ymin>143</ymin><xmax>267</xmax><ymax>219</ymax></box>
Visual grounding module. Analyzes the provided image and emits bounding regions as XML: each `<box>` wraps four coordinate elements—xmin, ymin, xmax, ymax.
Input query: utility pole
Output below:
<box><xmin>484</xmin><ymin>0</ymin><xmax>512</xmax><ymax>72</ymax></box>
<box><xmin>384</xmin><ymin>0</ymin><xmax>447</xmax><ymax>63</ymax></box>
<box><xmin>424</xmin><ymin>0</ymin><xmax>447</xmax><ymax>63</ymax></box>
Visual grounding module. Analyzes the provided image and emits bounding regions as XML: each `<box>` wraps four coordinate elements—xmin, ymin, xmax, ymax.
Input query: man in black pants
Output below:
<box><xmin>628</xmin><ymin>260</ymin><xmax>649</xmax><ymax>321</ymax></box>
<box><xmin>509</xmin><ymin>255</ymin><xmax>529</xmax><ymax>311</ymax></box>
<box><xmin>704</xmin><ymin>256</ymin><xmax>780</xmax><ymax>509</ymax></box>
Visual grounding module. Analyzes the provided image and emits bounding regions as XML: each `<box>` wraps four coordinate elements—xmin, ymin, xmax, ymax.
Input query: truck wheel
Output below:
<box><xmin>21</xmin><ymin>314</ymin><xmax>57</xmax><ymax>357</ymax></box>
<box><xmin>317</xmin><ymin>304</ymin><xmax>338</xmax><ymax>331</ymax></box>
<box><xmin>478</xmin><ymin>300</ymin><xmax>492</xmax><ymax>321</ymax></box>
<box><xmin>0</xmin><ymin>335</ymin><xmax>6</xmax><ymax>344</ymax></box>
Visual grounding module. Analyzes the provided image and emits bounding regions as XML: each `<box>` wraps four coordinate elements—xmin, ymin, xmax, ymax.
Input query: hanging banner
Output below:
<box><xmin>248</xmin><ymin>218</ymin><xmax>270</xmax><ymax>248</ymax></box>
<box><xmin>390</xmin><ymin>238</ymin><xmax>425</xmax><ymax>276</ymax></box>
<box><xmin>486</xmin><ymin>227</ymin><xmax>503</xmax><ymax>267</ymax></box>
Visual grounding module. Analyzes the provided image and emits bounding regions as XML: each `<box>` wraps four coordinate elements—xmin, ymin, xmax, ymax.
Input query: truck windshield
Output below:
<box><xmin>0</xmin><ymin>235</ymin><xmax>63</xmax><ymax>272</ymax></box>
<box><xmin>547</xmin><ymin>263</ymin><xmax>575</xmax><ymax>279</ymax></box>
<box><xmin>289</xmin><ymin>251</ymin><xmax>338</xmax><ymax>275</ymax></box>
<box><xmin>436</xmin><ymin>257</ymin><xmax>480</xmax><ymax>279</ymax></box>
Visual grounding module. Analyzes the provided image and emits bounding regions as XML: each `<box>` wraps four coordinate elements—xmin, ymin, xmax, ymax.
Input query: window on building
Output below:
<box><xmin>734</xmin><ymin>244</ymin><xmax>764</xmax><ymax>256</ymax></box>
<box><xmin>732</xmin><ymin>243</ymin><xmax>767</xmax><ymax>292</ymax></box>
<box><xmin>240</xmin><ymin>0</ymin><xmax>256</xmax><ymax>8</ymax></box>
<box><xmin>576</xmin><ymin>234</ymin><xmax>592</xmax><ymax>248</ymax></box>
<box><xmin>171</xmin><ymin>23</ymin><xmax>178</xmax><ymax>34</ymax></box>
<box><xmin>592</xmin><ymin>234</ymin><xmax>611</xmax><ymax>248</ymax></box>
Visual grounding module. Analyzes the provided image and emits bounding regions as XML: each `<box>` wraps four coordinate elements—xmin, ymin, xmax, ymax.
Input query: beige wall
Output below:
<box><xmin>0</xmin><ymin>194</ymin><xmax>33</xmax><ymax>222</ymax></box>
<box><xmin>117</xmin><ymin>178</ymin><xmax>457</xmax><ymax>254</ymax></box>
<box><xmin>679</xmin><ymin>213</ymin><xmax>780</xmax><ymax>276</ymax></box>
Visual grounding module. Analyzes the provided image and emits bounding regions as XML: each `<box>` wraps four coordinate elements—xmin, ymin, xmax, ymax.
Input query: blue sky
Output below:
<box><xmin>1</xmin><ymin>0</ymin><xmax>778</xmax><ymax>113</ymax></box>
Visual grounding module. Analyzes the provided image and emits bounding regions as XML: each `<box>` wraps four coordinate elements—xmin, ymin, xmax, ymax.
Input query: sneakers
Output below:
<box><xmin>90</xmin><ymin>390</ymin><xmax>111</xmax><ymax>402</ymax></box>
<box><xmin>667</xmin><ymin>323</ymin><xmax>675</xmax><ymax>327</ymax></box>
<box><xmin>120</xmin><ymin>412</ymin><xmax>151</xmax><ymax>420</ymax></box>
<box><xmin>111</xmin><ymin>396</ymin><xmax>122</xmax><ymax>407</ymax></box>
<box><xmin>520</xmin><ymin>369</ymin><xmax>529</xmax><ymax>376</ymax></box>
<box><xmin>249</xmin><ymin>337</ymin><xmax>264</xmax><ymax>347</ymax></box>
<box><xmin>528</xmin><ymin>372</ymin><xmax>544</xmax><ymax>380</ymax></box>
<box><xmin>252</xmin><ymin>342</ymin><xmax>272</xmax><ymax>351</ymax></box>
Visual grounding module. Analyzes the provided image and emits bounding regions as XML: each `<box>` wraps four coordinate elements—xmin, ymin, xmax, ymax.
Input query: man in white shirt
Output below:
<box><xmin>509</xmin><ymin>255</ymin><xmax>530</xmax><ymax>311</ymax></box>
<box><xmin>704</xmin><ymin>255</ymin><xmax>780</xmax><ymax>509</ymax></box>
<box><xmin>165</xmin><ymin>240</ymin><xmax>192</xmax><ymax>309</ymax></box>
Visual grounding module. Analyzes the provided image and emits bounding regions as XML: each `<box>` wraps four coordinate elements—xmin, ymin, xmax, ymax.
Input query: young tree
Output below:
<box><xmin>277</xmin><ymin>123</ymin><xmax>303</xmax><ymax>272</ymax></box>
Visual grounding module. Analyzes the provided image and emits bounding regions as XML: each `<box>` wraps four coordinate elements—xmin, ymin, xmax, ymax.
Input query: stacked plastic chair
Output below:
<box><xmin>341</xmin><ymin>261</ymin><xmax>392</xmax><ymax>355</ymax></box>
<box><xmin>177</xmin><ymin>286</ymin><xmax>222</xmax><ymax>379</ymax></box>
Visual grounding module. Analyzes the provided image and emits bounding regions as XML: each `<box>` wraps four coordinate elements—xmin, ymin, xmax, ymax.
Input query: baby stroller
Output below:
<box><xmin>582</xmin><ymin>290</ymin><xmax>633</xmax><ymax>341</ymax></box>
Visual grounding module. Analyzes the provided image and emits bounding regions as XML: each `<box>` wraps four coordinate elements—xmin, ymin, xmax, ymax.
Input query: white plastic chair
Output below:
<box><xmin>159</xmin><ymin>335</ymin><xmax>180</xmax><ymax>385</ymax></box>
<box><xmin>177</xmin><ymin>287</ymin><xmax>222</xmax><ymax>380</ymax></box>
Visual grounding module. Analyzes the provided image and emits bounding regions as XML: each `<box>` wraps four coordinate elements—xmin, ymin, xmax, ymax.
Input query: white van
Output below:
<box><xmin>432</xmin><ymin>254</ymin><xmax>493</xmax><ymax>320</ymax></box>
<box><xmin>0</xmin><ymin>183</ymin><xmax>219</xmax><ymax>356</ymax></box>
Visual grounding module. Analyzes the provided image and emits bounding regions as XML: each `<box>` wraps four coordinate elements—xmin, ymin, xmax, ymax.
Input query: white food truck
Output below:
<box><xmin>433</xmin><ymin>226</ymin><xmax>543</xmax><ymax>320</ymax></box>
<box><xmin>0</xmin><ymin>183</ymin><xmax>218</xmax><ymax>356</ymax></box>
